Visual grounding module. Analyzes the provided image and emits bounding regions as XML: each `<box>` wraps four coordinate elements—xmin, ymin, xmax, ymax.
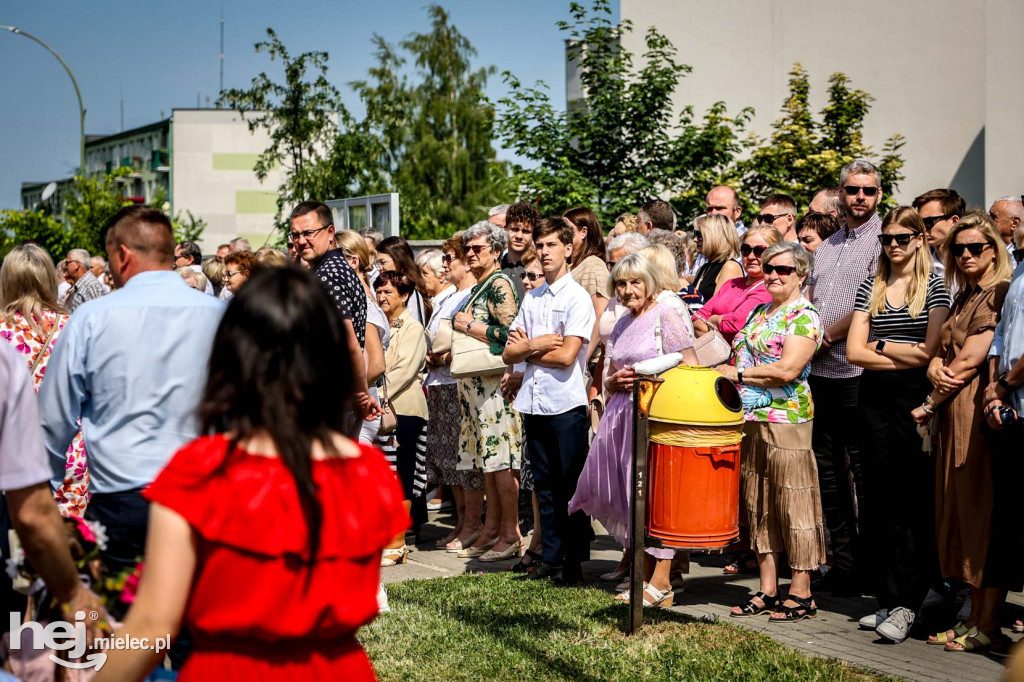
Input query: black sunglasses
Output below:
<box><xmin>878</xmin><ymin>234</ymin><xmax>915</xmax><ymax>247</ymax></box>
<box><xmin>843</xmin><ymin>185</ymin><xmax>879</xmax><ymax>197</ymax></box>
<box><xmin>921</xmin><ymin>214</ymin><xmax>955</xmax><ymax>231</ymax></box>
<box><xmin>755</xmin><ymin>213</ymin><xmax>788</xmax><ymax>225</ymax></box>
<box><xmin>441</xmin><ymin>254</ymin><xmax>455</xmax><ymax>264</ymax></box>
<box><xmin>522</xmin><ymin>272</ymin><xmax>543</xmax><ymax>281</ymax></box>
<box><xmin>740</xmin><ymin>244</ymin><xmax>768</xmax><ymax>257</ymax></box>
<box><xmin>950</xmin><ymin>242</ymin><xmax>993</xmax><ymax>257</ymax></box>
<box><xmin>1014</xmin><ymin>248</ymin><xmax>1024</xmax><ymax>265</ymax></box>
<box><xmin>693</xmin><ymin>231</ymin><xmax>703</xmax><ymax>241</ymax></box>
<box><xmin>762</xmin><ymin>263</ymin><xmax>797</xmax><ymax>276</ymax></box>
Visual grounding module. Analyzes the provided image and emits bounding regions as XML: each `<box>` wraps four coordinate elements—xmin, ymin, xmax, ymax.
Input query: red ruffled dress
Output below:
<box><xmin>144</xmin><ymin>435</ymin><xmax>409</xmax><ymax>681</ymax></box>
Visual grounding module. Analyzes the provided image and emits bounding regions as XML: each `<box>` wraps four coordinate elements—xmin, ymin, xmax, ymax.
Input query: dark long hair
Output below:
<box><xmin>563</xmin><ymin>206</ymin><xmax>606</xmax><ymax>267</ymax></box>
<box><xmin>377</xmin><ymin>236</ymin><xmax>433</xmax><ymax>319</ymax></box>
<box><xmin>198</xmin><ymin>266</ymin><xmax>353</xmax><ymax>570</ymax></box>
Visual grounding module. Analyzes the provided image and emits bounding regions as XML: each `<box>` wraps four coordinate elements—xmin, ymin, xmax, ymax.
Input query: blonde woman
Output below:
<box><xmin>0</xmin><ymin>244</ymin><xmax>88</xmax><ymax>516</ymax></box>
<box><xmin>607</xmin><ymin>213</ymin><xmax>639</xmax><ymax>241</ymax></box>
<box><xmin>846</xmin><ymin>207</ymin><xmax>951</xmax><ymax>642</ymax></box>
<box><xmin>637</xmin><ymin>244</ymin><xmax>695</xmax><ymax>341</ymax></box>
<box><xmin>911</xmin><ymin>213</ymin><xmax>1012</xmax><ymax>652</ymax></box>
<box><xmin>687</xmin><ymin>214</ymin><xmax>743</xmax><ymax>306</ymax></box>
<box><xmin>254</xmin><ymin>246</ymin><xmax>289</xmax><ymax>268</ymax></box>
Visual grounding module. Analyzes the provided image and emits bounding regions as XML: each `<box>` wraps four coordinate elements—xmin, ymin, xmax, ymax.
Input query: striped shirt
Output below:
<box><xmin>807</xmin><ymin>212</ymin><xmax>882</xmax><ymax>379</ymax></box>
<box><xmin>854</xmin><ymin>273</ymin><xmax>951</xmax><ymax>343</ymax></box>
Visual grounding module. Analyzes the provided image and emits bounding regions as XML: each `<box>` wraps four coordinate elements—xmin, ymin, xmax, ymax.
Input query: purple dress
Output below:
<box><xmin>568</xmin><ymin>303</ymin><xmax>693</xmax><ymax>559</ymax></box>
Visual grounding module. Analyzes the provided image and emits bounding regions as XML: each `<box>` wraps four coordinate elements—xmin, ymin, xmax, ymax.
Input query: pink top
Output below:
<box><xmin>693</xmin><ymin>277</ymin><xmax>772</xmax><ymax>341</ymax></box>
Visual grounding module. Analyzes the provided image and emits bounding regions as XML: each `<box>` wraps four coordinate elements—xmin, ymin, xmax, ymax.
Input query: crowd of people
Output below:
<box><xmin>0</xmin><ymin>157</ymin><xmax>1023</xmax><ymax>678</ymax></box>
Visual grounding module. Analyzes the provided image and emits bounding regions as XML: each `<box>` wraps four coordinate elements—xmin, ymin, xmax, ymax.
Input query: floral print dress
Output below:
<box><xmin>0</xmin><ymin>311</ymin><xmax>90</xmax><ymax>516</ymax></box>
<box><xmin>731</xmin><ymin>297</ymin><xmax>823</xmax><ymax>423</ymax></box>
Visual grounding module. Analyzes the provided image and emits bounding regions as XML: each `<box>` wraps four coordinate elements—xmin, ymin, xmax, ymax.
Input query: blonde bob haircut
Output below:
<box><xmin>334</xmin><ymin>229</ymin><xmax>374</xmax><ymax>275</ymax></box>
<box><xmin>942</xmin><ymin>211</ymin><xmax>1014</xmax><ymax>293</ymax></box>
<box><xmin>637</xmin><ymin>244</ymin><xmax>680</xmax><ymax>293</ymax></box>
<box><xmin>693</xmin><ymin>214</ymin><xmax>740</xmax><ymax>263</ymax></box>
<box><xmin>0</xmin><ymin>243</ymin><xmax>64</xmax><ymax>334</ymax></box>
<box><xmin>607</xmin><ymin>253</ymin><xmax>659</xmax><ymax>301</ymax></box>
<box><xmin>868</xmin><ymin>207</ymin><xmax>930</xmax><ymax>319</ymax></box>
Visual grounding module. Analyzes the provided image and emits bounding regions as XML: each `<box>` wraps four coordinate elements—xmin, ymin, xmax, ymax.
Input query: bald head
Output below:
<box><xmin>706</xmin><ymin>186</ymin><xmax>742</xmax><ymax>225</ymax></box>
<box><xmin>104</xmin><ymin>206</ymin><xmax>175</xmax><ymax>286</ymax></box>
<box><xmin>989</xmin><ymin>197</ymin><xmax>1024</xmax><ymax>246</ymax></box>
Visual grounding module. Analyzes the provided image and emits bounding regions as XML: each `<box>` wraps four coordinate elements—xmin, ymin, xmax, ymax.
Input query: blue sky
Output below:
<box><xmin>0</xmin><ymin>1</ymin><xmax>611</xmax><ymax>209</ymax></box>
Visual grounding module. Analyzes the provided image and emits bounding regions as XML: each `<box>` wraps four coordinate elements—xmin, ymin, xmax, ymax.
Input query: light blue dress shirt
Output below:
<box><xmin>38</xmin><ymin>271</ymin><xmax>225</xmax><ymax>493</ymax></box>
<box><xmin>989</xmin><ymin>261</ymin><xmax>1024</xmax><ymax>414</ymax></box>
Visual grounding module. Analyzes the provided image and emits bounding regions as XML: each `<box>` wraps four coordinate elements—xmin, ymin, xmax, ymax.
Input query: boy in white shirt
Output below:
<box><xmin>504</xmin><ymin>217</ymin><xmax>596</xmax><ymax>584</ymax></box>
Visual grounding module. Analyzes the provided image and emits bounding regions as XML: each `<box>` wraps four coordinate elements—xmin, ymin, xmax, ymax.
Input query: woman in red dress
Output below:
<box><xmin>97</xmin><ymin>266</ymin><xmax>410</xmax><ymax>681</ymax></box>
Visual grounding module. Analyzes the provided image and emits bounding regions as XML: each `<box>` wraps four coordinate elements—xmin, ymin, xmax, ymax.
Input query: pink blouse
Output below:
<box><xmin>693</xmin><ymin>277</ymin><xmax>772</xmax><ymax>341</ymax></box>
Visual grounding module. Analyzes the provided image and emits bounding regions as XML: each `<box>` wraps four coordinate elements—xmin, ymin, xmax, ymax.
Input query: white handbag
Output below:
<box><xmin>431</xmin><ymin>318</ymin><xmax>454</xmax><ymax>354</ymax></box>
<box><xmin>694</xmin><ymin>329</ymin><xmax>732</xmax><ymax>367</ymax></box>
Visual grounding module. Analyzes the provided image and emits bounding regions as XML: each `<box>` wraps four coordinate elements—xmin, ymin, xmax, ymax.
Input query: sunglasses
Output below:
<box><xmin>755</xmin><ymin>214</ymin><xmax>788</xmax><ymax>225</ymax></box>
<box><xmin>740</xmin><ymin>244</ymin><xmax>768</xmax><ymax>257</ymax></box>
<box><xmin>921</xmin><ymin>214</ymin><xmax>955</xmax><ymax>231</ymax></box>
<box><xmin>1014</xmin><ymin>248</ymin><xmax>1024</xmax><ymax>265</ymax></box>
<box><xmin>693</xmin><ymin>231</ymin><xmax>703</xmax><ymax>241</ymax></box>
<box><xmin>877</xmin><ymin>234</ymin><xmax>915</xmax><ymax>247</ymax></box>
<box><xmin>950</xmin><ymin>242</ymin><xmax>993</xmax><ymax>258</ymax></box>
<box><xmin>843</xmin><ymin>185</ymin><xmax>879</xmax><ymax>197</ymax></box>
<box><xmin>522</xmin><ymin>272</ymin><xmax>544</xmax><ymax>282</ymax></box>
<box><xmin>762</xmin><ymin>263</ymin><xmax>797</xmax><ymax>276</ymax></box>
<box><xmin>466</xmin><ymin>244</ymin><xmax>491</xmax><ymax>255</ymax></box>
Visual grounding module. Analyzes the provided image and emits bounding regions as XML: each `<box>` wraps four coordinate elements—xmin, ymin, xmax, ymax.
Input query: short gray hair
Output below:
<box><xmin>67</xmin><ymin>249</ymin><xmax>90</xmax><ymax>266</ymax></box>
<box><xmin>607</xmin><ymin>253</ymin><xmax>659</xmax><ymax>300</ymax></box>
<box><xmin>761</xmin><ymin>241</ymin><xmax>813</xmax><ymax>280</ymax></box>
<box><xmin>606</xmin><ymin>232</ymin><xmax>650</xmax><ymax>258</ymax></box>
<box><xmin>488</xmin><ymin>204</ymin><xmax>510</xmax><ymax>217</ymax></box>
<box><xmin>994</xmin><ymin>196</ymin><xmax>1024</xmax><ymax>221</ymax></box>
<box><xmin>229</xmin><ymin>237</ymin><xmax>253</xmax><ymax>253</ymax></box>
<box><xmin>359</xmin><ymin>228</ymin><xmax>384</xmax><ymax>246</ymax></box>
<box><xmin>416</xmin><ymin>248</ymin><xmax>444</xmax><ymax>277</ymax></box>
<box><xmin>177</xmin><ymin>266</ymin><xmax>208</xmax><ymax>292</ymax></box>
<box><xmin>463</xmin><ymin>221</ymin><xmax>508</xmax><ymax>253</ymax></box>
<box><xmin>839</xmin><ymin>159</ymin><xmax>881</xmax><ymax>187</ymax></box>
<box><xmin>90</xmin><ymin>255</ymin><xmax>106</xmax><ymax>269</ymax></box>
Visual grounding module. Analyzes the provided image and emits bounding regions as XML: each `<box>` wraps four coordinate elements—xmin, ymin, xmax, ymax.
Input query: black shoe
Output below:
<box><xmin>526</xmin><ymin>561</ymin><xmax>563</xmax><ymax>581</ymax></box>
<box><xmin>554</xmin><ymin>562</ymin><xmax>584</xmax><ymax>586</ymax></box>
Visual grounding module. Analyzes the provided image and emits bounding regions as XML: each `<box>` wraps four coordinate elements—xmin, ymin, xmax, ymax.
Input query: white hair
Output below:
<box><xmin>488</xmin><ymin>204</ymin><xmax>510</xmax><ymax>217</ymax></box>
<box><xmin>229</xmin><ymin>237</ymin><xmax>253</xmax><ymax>253</ymax></box>
<box><xmin>416</xmin><ymin>248</ymin><xmax>444</xmax><ymax>277</ymax></box>
<box><xmin>463</xmin><ymin>221</ymin><xmax>508</xmax><ymax>253</ymax></box>
<box><xmin>994</xmin><ymin>196</ymin><xmax>1024</xmax><ymax>221</ymax></box>
<box><xmin>67</xmin><ymin>249</ymin><xmax>91</xmax><ymax>265</ymax></box>
<box><xmin>90</xmin><ymin>255</ymin><xmax>106</xmax><ymax>268</ymax></box>
<box><xmin>607</xmin><ymin>232</ymin><xmax>650</xmax><ymax>259</ymax></box>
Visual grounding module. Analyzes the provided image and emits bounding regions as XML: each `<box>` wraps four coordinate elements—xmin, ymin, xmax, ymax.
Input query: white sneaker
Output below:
<box><xmin>858</xmin><ymin>608</ymin><xmax>888</xmax><ymax>630</ymax></box>
<box><xmin>875</xmin><ymin>606</ymin><xmax>915</xmax><ymax>643</ymax></box>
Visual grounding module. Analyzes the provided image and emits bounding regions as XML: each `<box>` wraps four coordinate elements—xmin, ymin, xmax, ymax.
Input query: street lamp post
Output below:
<box><xmin>1</xmin><ymin>25</ymin><xmax>86</xmax><ymax>175</ymax></box>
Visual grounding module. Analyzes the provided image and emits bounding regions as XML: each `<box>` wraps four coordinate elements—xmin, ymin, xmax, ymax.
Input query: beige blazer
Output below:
<box><xmin>384</xmin><ymin>308</ymin><xmax>429</xmax><ymax>420</ymax></box>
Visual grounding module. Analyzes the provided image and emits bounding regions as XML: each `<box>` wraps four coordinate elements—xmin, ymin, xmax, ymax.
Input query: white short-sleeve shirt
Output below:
<box><xmin>510</xmin><ymin>272</ymin><xmax>596</xmax><ymax>416</ymax></box>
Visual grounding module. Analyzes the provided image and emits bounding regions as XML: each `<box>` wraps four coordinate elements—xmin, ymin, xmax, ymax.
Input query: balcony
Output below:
<box><xmin>151</xmin><ymin>149</ymin><xmax>170</xmax><ymax>172</ymax></box>
<box><xmin>120</xmin><ymin>157</ymin><xmax>143</xmax><ymax>178</ymax></box>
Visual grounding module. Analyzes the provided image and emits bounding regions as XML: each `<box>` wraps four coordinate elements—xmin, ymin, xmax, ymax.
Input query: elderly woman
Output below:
<box><xmin>0</xmin><ymin>244</ymin><xmax>88</xmax><ymax>516</ymax></box>
<box><xmin>638</xmin><ymin>244</ymin><xmax>695</xmax><ymax>340</ymax></box>
<box><xmin>222</xmin><ymin>250</ymin><xmax>256</xmax><ymax>295</ymax></box>
<box><xmin>569</xmin><ymin>254</ymin><xmax>697</xmax><ymax>606</ymax></box>
<box><xmin>425</xmin><ymin>233</ymin><xmax>484</xmax><ymax>552</ymax></box>
<box><xmin>177</xmin><ymin>266</ymin><xmax>209</xmax><ymax>293</ymax></box>
<box><xmin>684</xmin><ymin>214</ymin><xmax>743</xmax><ymax>308</ymax></box>
<box><xmin>375</xmin><ymin>271</ymin><xmax>429</xmax><ymax>567</ymax></box>
<box><xmin>416</xmin><ymin>248</ymin><xmax>451</xmax><ymax>309</ymax></box>
<box><xmin>714</xmin><ymin>242</ymin><xmax>826</xmax><ymax>623</ymax></box>
<box><xmin>911</xmin><ymin>213</ymin><xmax>1012</xmax><ymax>652</ymax></box>
<box><xmin>796</xmin><ymin>211</ymin><xmax>841</xmax><ymax>254</ymax></box>
<box><xmin>451</xmin><ymin>221</ymin><xmax>523</xmax><ymax>560</ymax></box>
<box><xmin>694</xmin><ymin>226</ymin><xmax>781</xmax><ymax>344</ymax></box>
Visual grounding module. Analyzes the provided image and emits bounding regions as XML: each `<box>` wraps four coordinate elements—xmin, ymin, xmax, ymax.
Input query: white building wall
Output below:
<box><xmin>617</xmin><ymin>0</ymin><xmax>1023</xmax><ymax>209</ymax></box>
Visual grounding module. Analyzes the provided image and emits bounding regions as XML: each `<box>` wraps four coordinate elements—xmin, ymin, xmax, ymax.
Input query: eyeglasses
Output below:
<box><xmin>950</xmin><ymin>242</ymin><xmax>993</xmax><ymax>258</ymax></box>
<box><xmin>843</xmin><ymin>185</ymin><xmax>879</xmax><ymax>197</ymax></box>
<box><xmin>740</xmin><ymin>244</ymin><xmax>768</xmax><ymax>258</ymax></box>
<box><xmin>466</xmin><ymin>244</ymin><xmax>491</xmax><ymax>255</ymax></box>
<box><xmin>762</xmin><ymin>263</ymin><xmax>797</xmax><ymax>276</ymax></box>
<box><xmin>374</xmin><ymin>257</ymin><xmax>394</xmax><ymax>269</ymax></box>
<box><xmin>287</xmin><ymin>224</ymin><xmax>332</xmax><ymax>243</ymax></box>
<box><xmin>755</xmin><ymin>214</ymin><xmax>789</xmax><ymax>225</ymax></box>
<box><xmin>441</xmin><ymin>254</ymin><xmax>456</xmax><ymax>265</ymax></box>
<box><xmin>522</xmin><ymin>272</ymin><xmax>544</xmax><ymax>282</ymax></box>
<box><xmin>877</xmin><ymin>234</ymin><xmax>915</xmax><ymax>247</ymax></box>
<box><xmin>693</xmin><ymin>231</ymin><xmax>703</xmax><ymax>241</ymax></box>
<box><xmin>224</xmin><ymin>270</ymin><xmax>244</xmax><ymax>279</ymax></box>
<box><xmin>921</xmin><ymin>214</ymin><xmax>955</xmax><ymax>231</ymax></box>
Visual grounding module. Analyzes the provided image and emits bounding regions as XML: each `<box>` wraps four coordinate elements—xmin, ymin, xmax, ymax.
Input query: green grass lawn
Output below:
<box><xmin>361</xmin><ymin>573</ymin><xmax>881</xmax><ymax>681</ymax></box>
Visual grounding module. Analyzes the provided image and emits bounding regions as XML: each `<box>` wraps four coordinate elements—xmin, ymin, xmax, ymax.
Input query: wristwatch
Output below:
<box><xmin>466</xmin><ymin>320</ymin><xmax>474</xmax><ymax>333</ymax></box>
<box><xmin>737</xmin><ymin>367</ymin><xmax>745</xmax><ymax>385</ymax></box>
<box><xmin>998</xmin><ymin>372</ymin><xmax>1014</xmax><ymax>393</ymax></box>
<box><xmin>875</xmin><ymin>339</ymin><xmax>887</xmax><ymax>354</ymax></box>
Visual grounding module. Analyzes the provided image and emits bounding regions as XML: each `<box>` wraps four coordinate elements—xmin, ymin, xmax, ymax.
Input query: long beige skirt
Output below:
<box><xmin>740</xmin><ymin>420</ymin><xmax>827</xmax><ymax>571</ymax></box>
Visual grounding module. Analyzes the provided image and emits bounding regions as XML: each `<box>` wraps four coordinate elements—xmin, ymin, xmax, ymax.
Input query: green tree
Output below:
<box><xmin>218</xmin><ymin>29</ymin><xmax>360</xmax><ymax>231</ymax></box>
<box><xmin>62</xmin><ymin>167</ymin><xmax>134</xmax><ymax>256</ymax></box>
<box><xmin>0</xmin><ymin>210</ymin><xmax>70</xmax><ymax>261</ymax></box>
<box><xmin>352</xmin><ymin>5</ymin><xmax>506</xmax><ymax>239</ymax></box>
<box><xmin>497</xmin><ymin>0</ymin><xmax>750</xmax><ymax>226</ymax></box>
<box><xmin>734</xmin><ymin>65</ymin><xmax>906</xmax><ymax>214</ymax></box>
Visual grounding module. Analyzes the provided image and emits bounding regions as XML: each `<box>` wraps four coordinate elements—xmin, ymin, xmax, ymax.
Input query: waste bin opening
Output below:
<box><xmin>715</xmin><ymin>376</ymin><xmax>743</xmax><ymax>412</ymax></box>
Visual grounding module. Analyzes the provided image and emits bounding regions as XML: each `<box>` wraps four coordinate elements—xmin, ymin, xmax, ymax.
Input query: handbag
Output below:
<box><xmin>378</xmin><ymin>374</ymin><xmax>398</xmax><ymax>436</ymax></box>
<box><xmin>695</xmin><ymin>328</ymin><xmax>732</xmax><ymax>367</ymax></box>
<box><xmin>449</xmin><ymin>275</ymin><xmax>509</xmax><ymax>379</ymax></box>
<box><xmin>432</xmin><ymin>318</ymin><xmax>454</xmax><ymax>354</ymax></box>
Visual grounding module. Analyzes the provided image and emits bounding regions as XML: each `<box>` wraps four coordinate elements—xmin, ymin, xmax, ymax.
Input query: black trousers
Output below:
<box><xmin>524</xmin><ymin>407</ymin><xmax>591</xmax><ymax>567</ymax></box>
<box><xmin>857</xmin><ymin>368</ymin><xmax>938</xmax><ymax>610</ymax></box>
<box><xmin>86</xmin><ymin>488</ymin><xmax>150</xmax><ymax>572</ymax></box>
<box><xmin>808</xmin><ymin>374</ymin><xmax>861</xmax><ymax>578</ymax></box>
<box><xmin>395</xmin><ymin>414</ymin><xmax>428</xmax><ymax>533</ymax></box>
<box><xmin>982</xmin><ymin>419</ymin><xmax>1024</xmax><ymax>592</ymax></box>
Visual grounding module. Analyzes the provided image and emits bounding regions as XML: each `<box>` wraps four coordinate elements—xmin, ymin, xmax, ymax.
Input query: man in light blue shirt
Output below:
<box><xmin>39</xmin><ymin>206</ymin><xmax>225</xmax><ymax>568</ymax></box>
<box><xmin>504</xmin><ymin>217</ymin><xmax>595</xmax><ymax>584</ymax></box>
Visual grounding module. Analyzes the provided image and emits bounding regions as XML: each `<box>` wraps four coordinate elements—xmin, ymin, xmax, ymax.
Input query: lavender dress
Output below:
<box><xmin>569</xmin><ymin>303</ymin><xmax>693</xmax><ymax>559</ymax></box>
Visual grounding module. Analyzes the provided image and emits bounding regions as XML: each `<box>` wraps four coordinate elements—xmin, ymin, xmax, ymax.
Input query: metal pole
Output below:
<box><xmin>1</xmin><ymin>25</ymin><xmax>86</xmax><ymax>175</ymax></box>
<box><xmin>627</xmin><ymin>375</ymin><xmax>663</xmax><ymax>635</ymax></box>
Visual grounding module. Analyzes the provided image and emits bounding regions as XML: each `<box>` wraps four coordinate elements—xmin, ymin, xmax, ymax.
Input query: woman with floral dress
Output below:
<box><xmin>0</xmin><ymin>244</ymin><xmax>89</xmax><ymax>516</ymax></box>
<box><xmin>714</xmin><ymin>241</ymin><xmax>827</xmax><ymax>623</ymax></box>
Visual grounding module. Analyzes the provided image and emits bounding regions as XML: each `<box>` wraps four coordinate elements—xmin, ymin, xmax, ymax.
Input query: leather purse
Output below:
<box><xmin>432</xmin><ymin>318</ymin><xmax>454</xmax><ymax>354</ymax></box>
<box><xmin>450</xmin><ymin>328</ymin><xmax>507</xmax><ymax>379</ymax></box>
<box><xmin>378</xmin><ymin>375</ymin><xmax>398</xmax><ymax>435</ymax></box>
<box><xmin>694</xmin><ymin>328</ymin><xmax>732</xmax><ymax>367</ymax></box>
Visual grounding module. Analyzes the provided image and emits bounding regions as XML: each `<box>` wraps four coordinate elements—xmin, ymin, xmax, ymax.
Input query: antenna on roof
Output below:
<box><xmin>219</xmin><ymin>4</ymin><xmax>225</xmax><ymax>97</ymax></box>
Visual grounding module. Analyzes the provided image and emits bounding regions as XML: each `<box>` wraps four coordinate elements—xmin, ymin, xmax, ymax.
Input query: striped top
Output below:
<box><xmin>854</xmin><ymin>273</ymin><xmax>951</xmax><ymax>343</ymax></box>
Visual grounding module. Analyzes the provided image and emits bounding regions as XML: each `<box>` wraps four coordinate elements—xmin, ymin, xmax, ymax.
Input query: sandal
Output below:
<box><xmin>381</xmin><ymin>546</ymin><xmax>408</xmax><ymax>567</ymax></box>
<box><xmin>730</xmin><ymin>591</ymin><xmax>778</xmax><ymax>618</ymax></box>
<box><xmin>615</xmin><ymin>582</ymin><xmax>674</xmax><ymax>608</ymax></box>
<box><xmin>945</xmin><ymin>627</ymin><xmax>1011</xmax><ymax>653</ymax></box>
<box><xmin>769</xmin><ymin>594</ymin><xmax>816</xmax><ymax>623</ymax></box>
<box><xmin>512</xmin><ymin>549</ymin><xmax>542</xmax><ymax>573</ymax></box>
<box><xmin>723</xmin><ymin>554</ymin><xmax>758</xmax><ymax>575</ymax></box>
<box><xmin>445</xmin><ymin>530</ymin><xmax>481</xmax><ymax>553</ymax></box>
<box><xmin>1013</xmin><ymin>620</ymin><xmax>1024</xmax><ymax>634</ymax></box>
<box><xmin>435</xmin><ymin>532</ymin><xmax>459</xmax><ymax>549</ymax></box>
<box><xmin>927</xmin><ymin>621</ymin><xmax>969</xmax><ymax>645</ymax></box>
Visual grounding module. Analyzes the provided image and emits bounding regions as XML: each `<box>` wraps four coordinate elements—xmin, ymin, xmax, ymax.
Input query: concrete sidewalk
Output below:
<box><xmin>381</xmin><ymin>511</ymin><xmax>1020</xmax><ymax>681</ymax></box>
